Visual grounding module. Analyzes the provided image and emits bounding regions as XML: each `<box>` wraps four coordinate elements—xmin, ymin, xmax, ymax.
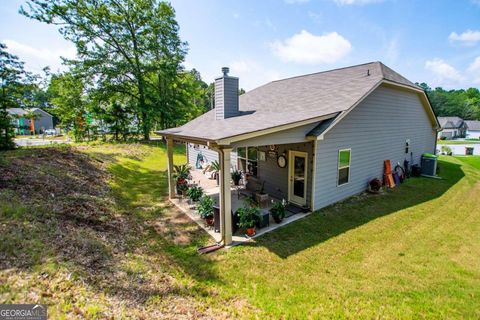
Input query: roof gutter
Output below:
<box><xmin>215</xmin><ymin>112</ymin><xmax>340</xmax><ymax>146</ymax></box>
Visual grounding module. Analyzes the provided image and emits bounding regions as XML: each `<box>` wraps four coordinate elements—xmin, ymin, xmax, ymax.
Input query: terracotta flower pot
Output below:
<box><xmin>205</xmin><ymin>216</ymin><xmax>214</xmax><ymax>226</ymax></box>
<box><xmin>246</xmin><ymin>227</ymin><xmax>256</xmax><ymax>237</ymax></box>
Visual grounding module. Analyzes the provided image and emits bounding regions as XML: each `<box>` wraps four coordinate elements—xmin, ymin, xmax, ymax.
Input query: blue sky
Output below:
<box><xmin>1</xmin><ymin>0</ymin><xmax>480</xmax><ymax>90</ymax></box>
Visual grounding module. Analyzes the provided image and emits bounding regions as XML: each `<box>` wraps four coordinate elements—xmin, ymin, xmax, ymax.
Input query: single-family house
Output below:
<box><xmin>437</xmin><ymin>116</ymin><xmax>467</xmax><ymax>139</ymax></box>
<box><xmin>465</xmin><ymin>120</ymin><xmax>480</xmax><ymax>139</ymax></box>
<box><xmin>158</xmin><ymin>62</ymin><xmax>440</xmax><ymax>245</ymax></box>
<box><xmin>7</xmin><ymin>108</ymin><xmax>54</xmax><ymax>134</ymax></box>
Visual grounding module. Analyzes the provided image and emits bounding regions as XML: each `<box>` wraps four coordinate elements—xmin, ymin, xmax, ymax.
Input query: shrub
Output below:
<box><xmin>187</xmin><ymin>185</ymin><xmax>203</xmax><ymax>202</ymax></box>
<box><xmin>198</xmin><ymin>195</ymin><xmax>214</xmax><ymax>219</ymax></box>
<box><xmin>270</xmin><ymin>199</ymin><xmax>287</xmax><ymax>223</ymax></box>
<box><xmin>441</xmin><ymin>145</ymin><xmax>452</xmax><ymax>155</ymax></box>
<box><xmin>231</xmin><ymin>169</ymin><xmax>242</xmax><ymax>184</ymax></box>
<box><xmin>173</xmin><ymin>164</ymin><xmax>191</xmax><ymax>181</ymax></box>
<box><xmin>237</xmin><ymin>206</ymin><xmax>260</xmax><ymax>229</ymax></box>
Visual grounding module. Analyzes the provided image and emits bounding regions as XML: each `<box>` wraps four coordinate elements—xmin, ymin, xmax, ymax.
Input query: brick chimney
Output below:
<box><xmin>214</xmin><ymin>67</ymin><xmax>239</xmax><ymax>120</ymax></box>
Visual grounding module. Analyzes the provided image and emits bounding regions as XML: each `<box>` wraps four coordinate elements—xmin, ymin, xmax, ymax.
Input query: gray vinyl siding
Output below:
<box><xmin>231</xmin><ymin>122</ymin><xmax>318</xmax><ymax>148</ymax></box>
<box><xmin>256</xmin><ymin>142</ymin><xmax>313</xmax><ymax>204</ymax></box>
<box><xmin>313</xmin><ymin>85</ymin><xmax>436</xmax><ymax>210</ymax></box>
<box><xmin>187</xmin><ymin>144</ymin><xmax>238</xmax><ymax>170</ymax></box>
<box><xmin>215</xmin><ymin>77</ymin><xmax>239</xmax><ymax>120</ymax></box>
<box><xmin>187</xmin><ymin>141</ymin><xmax>314</xmax><ymax>207</ymax></box>
<box><xmin>32</xmin><ymin>109</ymin><xmax>54</xmax><ymax>132</ymax></box>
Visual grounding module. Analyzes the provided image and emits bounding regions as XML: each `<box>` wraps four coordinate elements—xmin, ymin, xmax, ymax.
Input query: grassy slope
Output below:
<box><xmin>0</xmin><ymin>143</ymin><xmax>227</xmax><ymax>319</ymax></box>
<box><xmin>1</xmin><ymin>144</ymin><xmax>480</xmax><ymax>319</ymax></box>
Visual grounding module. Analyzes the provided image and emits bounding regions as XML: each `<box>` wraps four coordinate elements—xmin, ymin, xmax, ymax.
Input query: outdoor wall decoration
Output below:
<box><xmin>258</xmin><ymin>151</ymin><xmax>266</xmax><ymax>161</ymax></box>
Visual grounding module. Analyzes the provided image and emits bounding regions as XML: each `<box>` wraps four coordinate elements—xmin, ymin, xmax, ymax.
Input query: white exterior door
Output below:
<box><xmin>288</xmin><ymin>150</ymin><xmax>308</xmax><ymax>206</ymax></box>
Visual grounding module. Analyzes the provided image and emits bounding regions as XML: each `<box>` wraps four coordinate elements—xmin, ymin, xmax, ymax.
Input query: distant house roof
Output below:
<box><xmin>7</xmin><ymin>107</ymin><xmax>51</xmax><ymax>117</ymax></box>
<box><xmin>437</xmin><ymin>116</ymin><xmax>465</xmax><ymax>129</ymax></box>
<box><xmin>7</xmin><ymin>108</ymin><xmax>28</xmax><ymax>116</ymax></box>
<box><xmin>159</xmin><ymin>61</ymin><xmax>438</xmax><ymax>143</ymax></box>
<box><xmin>465</xmin><ymin>120</ymin><xmax>480</xmax><ymax>131</ymax></box>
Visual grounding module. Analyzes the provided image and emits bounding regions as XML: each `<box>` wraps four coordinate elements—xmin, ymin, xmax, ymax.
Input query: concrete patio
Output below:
<box><xmin>170</xmin><ymin>169</ymin><xmax>312</xmax><ymax>247</ymax></box>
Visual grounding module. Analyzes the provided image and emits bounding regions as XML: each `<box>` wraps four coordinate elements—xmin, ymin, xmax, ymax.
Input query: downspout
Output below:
<box><xmin>310</xmin><ymin>140</ymin><xmax>317</xmax><ymax>211</ymax></box>
<box><xmin>423</xmin><ymin>90</ymin><xmax>440</xmax><ymax>154</ymax></box>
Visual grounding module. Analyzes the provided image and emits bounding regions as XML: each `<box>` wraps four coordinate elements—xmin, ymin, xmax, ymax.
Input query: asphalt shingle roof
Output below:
<box><xmin>465</xmin><ymin>120</ymin><xmax>480</xmax><ymax>131</ymax></box>
<box><xmin>7</xmin><ymin>108</ymin><xmax>29</xmax><ymax>116</ymax></box>
<box><xmin>159</xmin><ymin>61</ymin><xmax>423</xmax><ymax>142</ymax></box>
<box><xmin>437</xmin><ymin>117</ymin><xmax>464</xmax><ymax>129</ymax></box>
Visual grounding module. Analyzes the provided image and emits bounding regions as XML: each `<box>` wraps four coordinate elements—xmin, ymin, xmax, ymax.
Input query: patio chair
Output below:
<box><xmin>238</xmin><ymin>176</ymin><xmax>265</xmax><ymax>200</ymax></box>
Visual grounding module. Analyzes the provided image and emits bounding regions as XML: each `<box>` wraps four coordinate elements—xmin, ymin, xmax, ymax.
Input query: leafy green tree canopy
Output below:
<box><xmin>21</xmin><ymin>0</ymin><xmax>188</xmax><ymax>140</ymax></box>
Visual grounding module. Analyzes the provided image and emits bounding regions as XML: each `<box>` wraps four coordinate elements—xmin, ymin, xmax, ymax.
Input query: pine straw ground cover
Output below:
<box><xmin>0</xmin><ymin>143</ymin><xmax>251</xmax><ymax>319</ymax></box>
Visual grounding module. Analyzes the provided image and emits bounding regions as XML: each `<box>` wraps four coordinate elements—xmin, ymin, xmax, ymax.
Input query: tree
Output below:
<box><xmin>0</xmin><ymin>43</ymin><xmax>27</xmax><ymax>150</ymax></box>
<box><xmin>417</xmin><ymin>82</ymin><xmax>480</xmax><ymax>120</ymax></box>
<box><xmin>47</xmin><ymin>71</ymin><xmax>91</xmax><ymax>141</ymax></box>
<box><xmin>21</xmin><ymin>0</ymin><xmax>187</xmax><ymax>140</ymax></box>
<box><xmin>149</xmin><ymin>69</ymin><xmax>208</xmax><ymax>129</ymax></box>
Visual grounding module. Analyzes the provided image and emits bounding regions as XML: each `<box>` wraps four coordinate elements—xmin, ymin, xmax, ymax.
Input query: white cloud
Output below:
<box><xmin>333</xmin><ymin>0</ymin><xmax>383</xmax><ymax>5</ymax></box>
<box><xmin>2</xmin><ymin>39</ymin><xmax>75</xmax><ymax>73</ymax></box>
<box><xmin>270</xmin><ymin>30</ymin><xmax>352</xmax><ymax>64</ymax></box>
<box><xmin>425</xmin><ymin>58</ymin><xmax>464</xmax><ymax>84</ymax></box>
<box><xmin>468</xmin><ymin>56</ymin><xmax>480</xmax><ymax>84</ymax></box>
<box><xmin>448</xmin><ymin>30</ymin><xmax>480</xmax><ymax>46</ymax></box>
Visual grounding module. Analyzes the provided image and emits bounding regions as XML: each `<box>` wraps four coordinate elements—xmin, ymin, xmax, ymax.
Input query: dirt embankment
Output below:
<box><xmin>0</xmin><ymin>146</ymin><xmax>223</xmax><ymax>319</ymax></box>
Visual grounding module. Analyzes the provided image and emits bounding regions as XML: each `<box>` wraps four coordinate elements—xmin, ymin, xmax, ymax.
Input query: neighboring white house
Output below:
<box><xmin>465</xmin><ymin>120</ymin><xmax>480</xmax><ymax>139</ymax></box>
<box><xmin>437</xmin><ymin>117</ymin><xmax>467</xmax><ymax>139</ymax></box>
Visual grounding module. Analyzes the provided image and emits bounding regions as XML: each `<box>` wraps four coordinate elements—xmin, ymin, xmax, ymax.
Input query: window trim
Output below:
<box><xmin>236</xmin><ymin>146</ymin><xmax>258</xmax><ymax>176</ymax></box>
<box><xmin>337</xmin><ymin>148</ymin><xmax>351</xmax><ymax>186</ymax></box>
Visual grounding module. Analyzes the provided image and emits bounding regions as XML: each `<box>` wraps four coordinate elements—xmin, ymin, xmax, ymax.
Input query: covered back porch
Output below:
<box><xmin>165</xmin><ymin>131</ymin><xmax>318</xmax><ymax>246</ymax></box>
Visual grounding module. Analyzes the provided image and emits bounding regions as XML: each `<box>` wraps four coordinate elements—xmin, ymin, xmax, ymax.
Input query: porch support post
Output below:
<box><xmin>166</xmin><ymin>137</ymin><xmax>175</xmax><ymax>199</ymax></box>
<box><xmin>219</xmin><ymin>147</ymin><xmax>233</xmax><ymax>246</ymax></box>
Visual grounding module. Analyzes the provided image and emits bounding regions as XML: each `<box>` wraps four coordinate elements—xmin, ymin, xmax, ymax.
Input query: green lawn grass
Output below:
<box><xmin>211</xmin><ymin>155</ymin><xmax>480</xmax><ymax>318</ymax></box>
<box><xmin>437</xmin><ymin>139</ymin><xmax>480</xmax><ymax>145</ymax></box>
<box><xmin>455</xmin><ymin>155</ymin><xmax>480</xmax><ymax>170</ymax></box>
<box><xmin>1</xmin><ymin>144</ymin><xmax>480</xmax><ymax>319</ymax></box>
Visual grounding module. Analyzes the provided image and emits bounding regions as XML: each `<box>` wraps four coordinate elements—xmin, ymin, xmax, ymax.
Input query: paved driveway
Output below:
<box><xmin>14</xmin><ymin>138</ymin><xmax>71</xmax><ymax>147</ymax></box>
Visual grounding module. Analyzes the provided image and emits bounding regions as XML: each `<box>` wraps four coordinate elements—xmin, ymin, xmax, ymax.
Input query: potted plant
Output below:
<box><xmin>198</xmin><ymin>195</ymin><xmax>214</xmax><ymax>226</ymax></box>
<box><xmin>173</xmin><ymin>164</ymin><xmax>191</xmax><ymax>195</ymax></box>
<box><xmin>211</xmin><ymin>160</ymin><xmax>220</xmax><ymax>185</ymax></box>
<box><xmin>270</xmin><ymin>199</ymin><xmax>287</xmax><ymax>223</ymax></box>
<box><xmin>231</xmin><ymin>169</ymin><xmax>242</xmax><ymax>186</ymax></box>
<box><xmin>237</xmin><ymin>205</ymin><xmax>260</xmax><ymax>236</ymax></box>
<box><xmin>187</xmin><ymin>185</ymin><xmax>203</xmax><ymax>203</ymax></box>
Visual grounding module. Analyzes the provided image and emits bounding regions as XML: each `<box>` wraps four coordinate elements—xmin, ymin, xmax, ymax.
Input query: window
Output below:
<box><xmin>237</xmin><ymin>146</ymin><xmax>258</xmax><ymax>176</ymax></box>
<box><xmin>338</xmin><ymin>149</ymin><xmax>351</xmax><ymax>186</ymax></box>
<box><xmin>237</xmin><ymin>147</ymin><xmax>246</xmax><ymax>158</ymax></box>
